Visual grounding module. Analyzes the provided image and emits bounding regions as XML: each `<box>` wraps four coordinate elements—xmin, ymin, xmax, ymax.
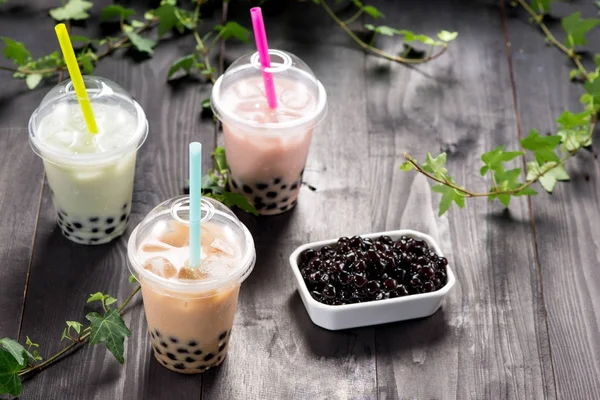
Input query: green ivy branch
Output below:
<box><xmin>400</xmin><ymin>0</ymin><xmax>599</xmax><ymax>216</ymax></box>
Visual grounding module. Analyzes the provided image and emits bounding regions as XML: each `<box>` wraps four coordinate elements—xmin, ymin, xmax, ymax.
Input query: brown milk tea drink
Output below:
<box><xmin>127</xmin><ymin>196</ymin><xmax>255</xmax><ymax>373</ymax></box>
<box><xmin>211</xmin><ymin>50</ymin><xmax>327</xmax><ymax>215</ymax></box>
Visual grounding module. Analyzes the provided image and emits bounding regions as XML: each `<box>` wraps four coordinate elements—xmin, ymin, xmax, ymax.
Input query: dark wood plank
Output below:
<box><xmin>12</xmin><ymin>2</ymin><xmax>219</xmax><ymax>398</ymax></box>
<box><xmin>505</xmin><ymin>2</ymin><xmax>600</xmax><ymax>398</ymax></box>
<box><xmin>202</xmin><ymin>2</ymin><xmax>377</xmax><ymax>399</ymax></box>
<box><xmin>366</xmin><ymin>0</ymin><xmax>554</xmax><ymax>398</ymax></box>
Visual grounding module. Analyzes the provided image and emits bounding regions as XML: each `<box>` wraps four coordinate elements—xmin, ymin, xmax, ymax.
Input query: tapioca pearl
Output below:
<box><xmin>176</xmin><ymin>348</ymin><xmax>189</xmax><ymax>354</ymax></box>
<box><xmin>89</xmin><ymin>217</ymin><xmax>99</xmax><ymax>223</ymax></box>
<box><xmin>243</xmin><ymin>185</ymin><xmax>253</xmax><ymax>194</ymax></box>
<box><xmin>173</xmin><ymin>363</ymin><xmax>185</xmax><ymax>370</ymax></box>
<box><xmin>160</xmin><ymin>359</ymin><xmax>168</xmax><ymax>366</ymax></box>
<box><xmin>169</xmin><ymin>337</ymin><xmax>178</xmax><ymax>344</ymax></box>
<box><xmin>73</xmin><ymin>222</ymin><xmax>83</xmax><ymax>229</ymax></box>
<box><xmin>166</xmin><ymin>352</ymin><xmax>177</xmax><ymax>360</ymax></box>
<box><xmin>193</xmin><ymin>349</ymin><xmax>202</xmax><ymax>356</ymax></box>
<box><xmin>266</xmin><ymin>204</ymin><xmax>277</xmax><ymax>210</ymax></box>
<box><xmin>290</xmin><ymin>183</ymin><xmax>298</xmax><ymax>190</ymax></box>
<box><xmin>150</xmin><ymin>331</ymin><xmax>155</xmax><ymax>339</ymax></box>
<box><xmin>155</xmin><ymin>330</ymin><xmax>161</xmax><ymax>337</ymax></box>
<box><xmin>196</xmin><ymin>366</ymin><xmax>207</xmax><ymax>372</ymax></box>
<box><xmin>106</xmin><ymin>217</ymin><xmax>114</xmax><ymax>224</ymax></box>
<box><xmin>291</xmin><ymin>199</ymin><xmax>298</xmax><ymax>206</ymax></box>
<box><xmin>160</xmin><ymin>341</ymin><xmax>168</xmax><ymax>348</ymax></box>
<box><xmin>217</xmin><ymin>355</ymin><xmax>223</xmax><ymax>362</ymax></box>
<box><xmin>281</xmin><ymin>197</ymin><xmax>289</xmax><ymax>203</ymax></box>
<box><xmin>66</xmin><ymin>226</ymin><xmax>74</xmax><ymax>233</ymax></box>
<box><xmin>105</xmin><ymin>227</ymin><xmax>115</xmax><ymax>235</ymax></box>
<box><xmin>91</xmin><ymin>228</ymin><xmax>99</xmax><ymax>234</ymax></box>
<box><xmin>255</xmin><ymin>203</ymin><xmax>265</xmax><ymax>211</ymax></box>
<box><xmin>203</xmin><ymin>353</ymin><xmax>215</xmax><ymax>362</ymax></box>
<box><xmin>218</xmin><ymin>342</ymin><xmax>227</xmax><ymax>352</ymax></box>
<box><xmin>74</xmin><ymin>236</ymin><xmax>84</xmax><ymax>242</ymax></box>
<box><xmin>254</xmin><ymin>196</ymin><xmax>263</xmax><ymax>204</ymax></box>
<box><xmin>255</xmin><ymin>182</ymin><xmax>268</xmax><ymax>190</ymax></box>
<box><xmin>188</xmin><ymin>340</ymin><xmax>197</xmax><ymax>347</ymax></box>
<box><xmin>273</xmin><ymin>177</ymin><xmax>282</xmax><ymax>184</ymax></box>
<box><xmin>185</xmin><ymin>357</ymin><xmax>195</xmax><ymax>363</ymax></box>
<box><xmin>281</xmin><ymin>184</ymin><xmax>288</xmax><ymax>190</ymax></box>
<box><xmin>90</xmin><ymin>238</ymin><xmax>99</xmax><ymax>243</ymax></box>
<box><xmin>64</xmin><ymin>232</ymin><xmax>71</xmax><ymax>238</ymax></box>
<box><xmin>266</xmin><ymin>191</ymin><xmax>277</xmax><ymax>198</ymax></box>
<box><xmin>280</xmin><ymin>205</ymin><xmax>289</xmax><ymax>212</ymax></box>
<box><xmin>154</xmin><ymin>346</ymin><xmax>163</xmax><ymax>355</ymax></box>
<box><xmin>59</xmin><ymin>210</ymin><xmax>68</xmax><ymax>217</ymax></box>
<box><xmin>120</xmin><ymin>214</ymin><xmax>127</xmax><ymax>222</ymax></box>
<box><xmin>219</xmin><ymin>331</ymin><xmax>228</xmax><ymax>340</ymax></box>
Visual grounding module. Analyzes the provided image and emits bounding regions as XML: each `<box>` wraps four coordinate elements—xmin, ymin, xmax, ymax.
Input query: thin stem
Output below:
<box><xmin>0</xmin><ymin>65</ymin><xmax>18</xmax><ymax>73</ymax></box>
<box><xmin>194</xmin><ymin>30</ymin><xmax>216</xmax><ymax>84</ymax></box>
<box><xmin>320</xmin><ymin>0</ymin><xmax>447</xmax><ymax>64</ymax></box>
<box><xmin>343</xmin><ymin>9</ymin><xmax>363</xmax><ymax>25</ymax></box>
<box><xmin>118</xmin><ymin>286</ymin><xmax>141</xmax><ymax>314</ymax></box>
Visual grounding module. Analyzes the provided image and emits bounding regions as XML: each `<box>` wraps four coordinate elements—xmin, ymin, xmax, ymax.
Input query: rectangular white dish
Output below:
<box><xmin>289</xmin><ymin>229</ymin><xmax>456</xmax><ymax>330</ymax></box>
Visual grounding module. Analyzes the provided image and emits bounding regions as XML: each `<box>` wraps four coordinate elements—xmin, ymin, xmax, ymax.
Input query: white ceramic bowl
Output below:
<box><xmin>289</xmin><ymin>229</ymin><xmax>456</xmax><ymax>330</ymax></box>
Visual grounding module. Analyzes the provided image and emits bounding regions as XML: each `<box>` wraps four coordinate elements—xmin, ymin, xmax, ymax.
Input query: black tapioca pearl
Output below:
<box><xmin>281</xmin><ymin>184</ymin><xmax>287</xmax><ymax>190</ymax></box>
<box><xmin>74</xmin><ymin>236</ymin><xmax>84</xmax><ymax>242</ymax></box>
<box><xmin>155</xmin><ymin>330</ymin><xmax>161</xmax><ymax>337</ymax></box>
<box><xmin>105</xmin><ymin>227</ymin><xmax>115</xmax><ymax>235</ymax></box>
<box><xmin>185</xmin><ymin>357</ymin><xmax>195</xmax><ymax>363</ymax></box>
<box><xmin>255</xmin><ymin>182</ymin><xmax>268</xmax><ymax>190</ymax></box>
<box><xmin>176</xmin><ymin>348</ymin><xmax>189</xmax><ymax>354</ymax></box>
<box><xmin>150</xmin><ymin>331</ymin><xmax>155</xmax><ymax>339</ymax></box>
<box><xmin>66</xmin><ymin>226</ymin><xmax>74</xmax><ymax>233</ymax></box>
<box><xmin>154</xmin><ymin>347</ymin><xmax>163</xmax><ymax>355</ymax></box>
<box><xmin>231</xmin><ymin>179</ymin><xmax>238</xmax><ymax>189</ymax></box>
<box><xmin>64</xmin><ymin>232</ymin><xmax>71</xmax><ymax>238</ymax></box>
<box><xmin>106</xmin><ymin>217</ymin><xmax>114</xmax><ymax>224</ymax></box>
<box><xmin>90</xmin><ymin>238</ymin><xmax>99</xmax><ymax>243</ymax></box>
<box><xmin>291</xmin><ymin>200</ymin><xmax>298</xmax><ymax>206</ymax></box>
<box><xmin>89</xmin><ymin>217</ymin><xmax>99</xmax><ymax>223</ymax></box>
<box><xmin>59</xmin><ymin>210</ymin><xmax>67</xmax><ymax>217</ymax></box>
<box><xmin>160</xmin><ymin>341</ymin><xmax>168</xmax><ymax>348</ymax></box>
<box><xmin>203</xmin><ymin>353</ymin><xmax>215</xmax><ymax>362</ymax></box>
<box><xmin>193</xmin><ymin>349</ymin><xmax>202</xmax><ymax>356</ymax></box>
<box><xmin>266</xmin><ymin>191</ymin><xmax>277</xmax><ymax>198</ymax></box>
<box><xmin>219</xmin><ymin>331</ymin><xmax>228</xmax><ymax>340</ymax></box>
<box><xmin>281</xmin><ymin>197</ymin><xmax>289</xmax><ymax>203</ymax></box>
<box><xmin>290</xmin><ymin>183</ymin><xmax>298</xmax><ymax>190</ymax></box>
<box><xmin>196</xmin><ymin>366</ymin><xmax>207</xmax><ymax>372</ymax></box>
<box><xmin>169</xmin><ymin>337</ymin><xmax>178</xmax><ymax>344</ymax></box>
<box><xmin>255</xmin><ymin>203</ymin><xmax>265</xmax><ymax>211</ymax></box>
<box><xmin>266</xmin><ymin>203</ymin><xmax>277</xmax><ymax>210</ymax></box>
<box><xmin>91</xmin><ymin>228</ymin><xmax>99</xmax><ymax>233</ymax></box>
<box><xmin>126</xmin><ymin>216</ymin><xmax>130</xmax><ymax>223</ymax></box>
<box><xmin>280</xmin><ymin>205</ymin><xmax>289</xmax><ymax>212</ymax></box>
<box><xmin>243</xmin><ymin>185</ymin><xmax>253</xmax><ymax>194</ymax></box>
<box><xmin>120</xmin><ymin>214</ymin><xmax>127</xmax><ymax>222</ymax></box>
<box><xmin>188</xmin><ymin>341</ymin><xmax>197</xmax><ymax>347</ymax></box>
<box><xmin>166</xmin><ymin>352</ymin><xmax>177</xmax><ymax>360</ymax></box>
<box><xmin>254</xmin><ymin>196</ymin><xmax>263</xmax><ymax>204</ymax></box>
<box><xmin>160</xmin><ymin>359</ymin><xmax>168</xmax><ymax>366</ymax></box>
<box><xmin>173</xmin><ymin>363</ymin><xmax>185</xmax><ymax>370</ymax></box>
<box><xmin>123</xmin><ymin>203</ymin><xmax>127</xmax><ymax>210</ymax></box>
<box><xmin>273</xmin><ymin>177</ymin><xmax>282</xmax><ymax>184</ymax></box>
<box><xmin>218</xmin><ymin>343</ymin><xmax>227</xmax><ymax>352</ymax></box>
<box><xmin>217</xmin><ymin>355</ymin><xmax>223</xmax><ymax>362</ymax></box>
<box><xmin>58</xmin><ymin>213</ymin><xmax>64</xmax><ymax>221</ymax></box>
<box><xmin>73</xmin><ymin>222</ymin><xmax>82</xmax><ymax>229</ymax></box>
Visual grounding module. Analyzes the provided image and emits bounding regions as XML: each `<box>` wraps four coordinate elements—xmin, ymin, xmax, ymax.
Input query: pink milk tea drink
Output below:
<box><xmin>211</xmin><ymin>50</ymin><xmax>327</xmax><ymax>215</ymax></box>
<box><xmin>127</xmin><ymin>196</ymin><xmax>255</xmax><ymax>374</ymax></box>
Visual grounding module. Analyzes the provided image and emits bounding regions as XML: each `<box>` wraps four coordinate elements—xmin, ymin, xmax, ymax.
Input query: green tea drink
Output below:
<box><xmin>28</xmin><ymin>76</ymin><xmax>148</xmax><ymax>244</ymax></box>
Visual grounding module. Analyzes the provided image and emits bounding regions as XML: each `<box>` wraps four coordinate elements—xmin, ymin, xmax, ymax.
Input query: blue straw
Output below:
<box><xmin>189</xmin><ymin>142</ymin><xmax>202</xmax><ymax>268</ymax></box>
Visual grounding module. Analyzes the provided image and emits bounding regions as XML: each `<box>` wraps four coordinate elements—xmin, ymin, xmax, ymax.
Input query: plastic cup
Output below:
<box><xmin>28</xmin><ymin>76</ymin><xmax>148</xmax><ymax>245</ymax></box>
<box><xmin>127</xmin><ymin>196</ymin><xmax>256</xmax><ymax>374</ymax></box>
<box><xmin>211</xmin><ymin>50</ymin><xmax>327</xmax><ymax>216</ymax></box>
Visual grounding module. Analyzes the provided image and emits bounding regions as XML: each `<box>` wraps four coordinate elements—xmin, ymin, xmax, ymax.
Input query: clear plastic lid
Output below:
<box><xmin>28</xmin><ymin>76</ymin><xmax>148</xmax><ymax>166</ymax></box>
<box><xmin>127</xmin><ymin>196</ymin><xmax>256</xmax><ymax>295</ymax></box>
<box><xmin>211</xmin><ymin>49</ymin><xmax>327</xmax><ymax>132</ymax></box>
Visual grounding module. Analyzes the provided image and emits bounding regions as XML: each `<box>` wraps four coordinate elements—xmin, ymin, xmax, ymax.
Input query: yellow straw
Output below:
<box><xmin>54</xmin><ymin>23</ymin><xmax>98</xmax><ymax>134</ymax></box>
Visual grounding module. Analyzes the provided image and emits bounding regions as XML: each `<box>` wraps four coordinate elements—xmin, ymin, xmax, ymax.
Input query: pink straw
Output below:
<box><xmin>250</xmin><ymin>7</ymin><xmax>277</xmax><ymax>109</ymax></box>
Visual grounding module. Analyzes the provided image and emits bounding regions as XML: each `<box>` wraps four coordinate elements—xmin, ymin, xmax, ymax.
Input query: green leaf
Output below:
<box><xmin>514</xmin><ymin>186</ymin><xmax>538</xmax><ymax>196</ymax></box>
<box><xmin>87</xmin><ymin>292</ymin><xmax>107</xmax><ymax>304</ymax></box>
<box><xmin>125</xmin><ymin>31</ymin><xmax>156</xmax><ymax>55</ymax></box>
<box><xmin>362</xmin><ymin>5</ymin><xmax>384</xmax><ymax>19</ymax></box>
<box><xmin>584</xmin><ymin>76</ymin><xmax>600</xmax><ymax>105</ymax></box>
<box><xmin>520</xmin><ymin>129</ymin><xmax>561</xmax><ymax>164</ymax></box>
<box><xmin>100</xmin><ymin>5</ymin><xmax>135</xmax><ymax>22</ymax></box>
<box><xmin>0</xmin><ymin>339</ymin><xmax>26</xmax><ymax>366</ymax></box>
<box><xmin>25</xmin><ymin>336</ymin><xmax>38</xmax><ymax>348</ymax></box>
<box><xmin>154</xmin><ymin>4</ymin><xmax>178</xmax><ymax>37</ymax></box>
<box><xmin>208</xmin><ymin>192</ymin><xmax>258</xmax><ymax>216</ymax></box>
<box><xmin>531</xmin><ymin>0</ymin><xmax>551</xmax><ymax>13</ymax></box>
<box><xmin>556</xmin><ymin>110</ymin><xmax>592</xmax><ymax>152</ymax></box>
<box><xmin>556</xmin><ymin>110</ymin><xmax>590</xmax><ymax>129</ymax></box>
<box><xmin>421</xmin><ymin>152</ymin><xmax>447</xmax><ymax>177</ymax></box>
<box><xmin>86</xmin><ymin>310</ymin><xmax>132</xmax><ymax>364</ymax></box>
<box><xmin>78</xmin><ymin>52</ymin><xmax>94</xmax><ymax>74</ymax></box>
<box><xmin>66</xmin><ymin>321</ymin><xmax>83</xmax><ymax>335</ymax></box>
<box><xmin>25</xmin><ymin>74</ymin><xmax>42</xmax><ymax>90</ymax></box>
<box><xmin>61</xmin><ymin>328</ymin><xmax>70</xmax><ymax>342</ymax></box>
<box><xmin>213</xmin><ymin>147</ymin><xmax>228</xmax><ymax>173</ymax></box>
<box><xmin>1</xmin><ymin>37</ymin><xmax>31</xmax><ymax>66</ymax></box>
<box><xmin>480</xmin><ymin>145</ymin><xmax>523</xmax><ymax>176</ymax></box>
<box><xmin>49</xmin><ymin>0</ymin><xmax>93</xmax><ymax>21</ymax></box>
<box><xmin>594</xmin><ymin>54</ymin><xmax>600</xmax><ymax>67</ymax></box>
<box><xmin>31</xmin><ymin>350</ymin><xmax>42</xmax><ymax>361</ymax></box>
<box><xmin>214</xmin><ymin>21</ymin><xmax>251</xmax><ymax>43</ymax></box>
<box><xmin>569</xmin><ymin>69</ymin><xmax>584</xmax><ymax>80</ymax></box>
<box><xmin>167</xmin><ymin>54</ymin><xmax>196</xmax><ymax>79</ymax></box>
<box><xmin>105</xmin><ymin>296</ymin><xmax>117</xmax><ymax>306</ymax></box>
<box><xmin>70</xmin><ymin>35</ymin><xmax>91</xmax><ymax>44</ymax></box>
<box><xmin>437</xmin><ymin>30</ymin><xmax>458</xmax><ymax>42</ymax></box>
<box><xmin>398</xmin><ymin>30</ymin><xmax>439</xmax><ymax>45</ymax></box>
<box><xmin>0</xmin><ymin>349</ymin><xmax>24</xmax><ymax>397</ymax></box>
<box><xmin>526</xmin><ymin>161</ymin><xmax>569</xmax><ymax>192</ymax></box>
<box><xmin>561</xmin><ymin>12</ymin><xmax>600</xmax><ymax>48</ymax></box>
<box><xmin>399</xmin><ymin>161</ymin><xmax>414</xmax><ymax>171</ymax></box>
<box><xmin>201</xmin><ymin>98</ymin><xmax>211</xmax><ymax>109</ymax></box>
<box><xmin>364</xmin><ymin>24</ymin><xmax>398</xmax><ymax>37</ymax></box>
<box><xmin>431</xmin><ymin>183</ymin><xmax>465</xmax><ymax>216</ymax></box>
<box><xmin>128</xmin><ymin>274</ymin><xmax>138</xmax><ymax>284</ymax></box>
<box><xmin>131</xmin><ymin>20</ymin><xmax>145</xmax><ymax>28</ymax></box>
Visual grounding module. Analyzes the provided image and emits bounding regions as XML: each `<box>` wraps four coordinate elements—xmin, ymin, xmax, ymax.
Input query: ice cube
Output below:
<box><xmin>178</xmin><ymin>266</ymin><xmax>208</xmax><ymax>280</ymax></box>
<box><xmin>279</xmin><ymin>88</ymin><xmax>311</xmax><ymax>110</ymax></box>
<box><xmin>209</xmin><ymin>238</ymin><xmax>235</xmax><ymax>256</ymax></box>
<box><xmin>141</xmin><ymin>243</ymin><xmax>170</xmax><ymax>252</ymax></box>
<box><xmin>233</xmin><ymin>80</ymin><xmax>263</xmax><ymax>99</ymax></box>
<box><xmin>158</xmin><ymin>221</ymin><xmax>189</xmax><ymax>247</ymax></box>
<box><xmin>144</xmin><ymin>257</ymin><xmax>177</xmax><ymax>279</ymax></box>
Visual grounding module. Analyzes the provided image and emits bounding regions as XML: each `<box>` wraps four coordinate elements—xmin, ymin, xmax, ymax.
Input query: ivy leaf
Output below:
<box><xmin>87</xmin><ymin>292</ymin><xmax>107</xmax><ymax>304</ymax></box>
<box><xmin>436</xmin><ymin>30</ymin><xmax>458</xmax><ymax>42</ymax></box>
<box><xmin>167</xmin><ymin>54</ymin><xmax>196</xmax><ymax>79</ymax></box>
<box><xmin>214</xmin><ymin>22</ymin><xmax>251</xmax><ymax>42</ymax></box>
<box><xmin>131</xmin><ymin>20</ymin><xmax>145</xmax><ymax>28</ymax></box>
<box><xmin>100</xmin><ymin>5</ymin><xmax>135</xmax><ymax>22</ymax></box>
<box><xmin>488</xmin><ymin>167</ymin><xmax>522</xmax><ymax>207</ymax></box>
<box><xmin>362</xmin><ymin>5</ymin><xmax>384</xmax><ymax>19</ymax></box>
<box><xmin>201</xmin><ymin>98</ymin><xmax>211</xmax><ymax>109</ymax></box>
<box><xmin>0</xmin><ymin>349</ymin><xmax>24</xmax><ymax>397</ymax></box>
<box><xmin>520</xmin><ymin>129</ymin><xmax>561</xmax><ymax>164</ymax></box>
<box><xmin>531</xmin><ymin>0</ymin><xmax>551</xmax><ymax>13</ymax></box>
<box><xmin>213</xmin><ymin>147</ymin><xmax>227</xmax><ymax>172</ymax></box>
<box><xmin>514</xmin><ymin>186</ymin><xmax>538</xmax><ymax>196</ymax></box>
<box><xmin>105</xmin><ymin>296</ymin><xmax>117</xmax><ymax>306</ymax></box>
<box><xmin>431</xmin><ymin>183</ymin><xmax>465</xmax><ymax>216</ymax></box>
<box><xmin>526</xmin><ymin>161</ymin><xmax>569</xmax><ymax>192</ymax></box>
<box><xmin>364</xmin><ymin>24</ymin><xmax>398</xmax><ymax>37</ymax></box>
<box><xmin>154</xmin><ymin>4</ymin><xmax>178</xmax><ymax>37</ymax></box>
<box><xmin>583</xmin><ymin>76</ymin><xmax>600</xmax><ymax>105</ymax></box>
<box><xmin>1</xmin><ymin>37</ymin><xmax>31</xmax><ymax>66</ymax></box>
<box><xmin>86</xmin><ymin>310</ymin><xmax>131</xmax><ymax>364</ymax></box>
<box><xmin>398</xmin><ymin>30</ymin><xmax>440</xmax><ymax>45</ymax></box>
<box><xmin>399</xmin><ymin>161</ymin><xmax>414</xmax><ymax>171</ymax></box>
<box><xmin>561</xmin><ymin>12</ymin><xmax>600</xmax><ymax>48</ymax></box>
<box><xmin>207</xmin><ymin>192</ymin><xmax>258</xmax><ymax>216</ymax></box>
<box><xmin>66</xmin><ymin>321</ymin><xmax>82</xmax><ymax>335</ymax></box>
<box><xmin>128</xmin><ymin>274</ymin><xmax>138</xmax><ymax>284</ymax></box>
<box><xmin>480</xmin><ymin>145</ymin><xmax>523</xmax><ymax>176</ymax></box>
<box><xmin>25</xmin><ymin>336</ymin><xmax>38</xmax><ymax>349</ymax></box>
<box><xmin>25</xmin><ymin>74</ymin><xmax>43</xmax><ymax>90</ymax></box>
<box><xmin>125</xmin><ymin>31</ymin><xmax>156</xmax><ymax>55</ymax></box>
<box><xmin>70</xmin><ymin>35</ymin><xmax>91</xmax><ymax>44</ymax></box>
<box><xmin>49</xmin><ymin>0</ymin><xmax>93</xmax><ymax>21</ymax></box>
<box><xmin>556</xmin><ymin>110</ymin><xmax>592</xmax><ymax>151</ymax></box>
<box><xmin>421</xmin><ymin>152</ymin><xmax>447</xmax><ymax>177</ymax></box>
<box><xmin>0</xmin><ymin>339</ymin><xmax>27</xmax><ymax>366</ymax></box>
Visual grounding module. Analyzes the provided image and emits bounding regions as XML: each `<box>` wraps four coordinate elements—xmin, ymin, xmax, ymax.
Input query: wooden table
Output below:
<box><xmin>1</xmin><ymin>0</ymin><xmax>599</xmax><ymax>398</ymax></box>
